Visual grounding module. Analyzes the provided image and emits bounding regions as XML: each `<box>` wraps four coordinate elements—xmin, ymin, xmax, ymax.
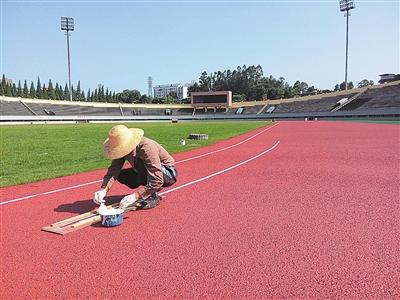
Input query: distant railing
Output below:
<box><xmin>1</xmin><ymin>108</ymin><xmax>398</xmax><ymax>124</ymax></box>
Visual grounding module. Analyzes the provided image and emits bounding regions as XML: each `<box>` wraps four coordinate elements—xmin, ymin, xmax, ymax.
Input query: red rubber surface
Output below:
<box><xmin>1</xmin><ymin>121</ymin><xmax>399</xmax><ymax>299</ymax></box>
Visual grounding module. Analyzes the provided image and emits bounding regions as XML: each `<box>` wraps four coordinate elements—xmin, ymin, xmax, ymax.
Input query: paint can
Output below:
<box><xmin>99</xmin><ymin>208</ymin><xmax>124</xmax><ymax>227</ymax></box>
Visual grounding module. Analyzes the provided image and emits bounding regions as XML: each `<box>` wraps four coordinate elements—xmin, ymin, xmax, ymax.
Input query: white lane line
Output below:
<box><xmin>159</xmin><ymin>141</ymin><xmax>280</xmax><ymax>196</ymax></box>
<box><xmin>0</xmin><ymin>180</ymin><xmax>102</xmax><ymax>206</ymax></box>
<box><xmin>0</xmin><ymin>123</ymin><xmax>279</xmax><ymax>206</ymax></box>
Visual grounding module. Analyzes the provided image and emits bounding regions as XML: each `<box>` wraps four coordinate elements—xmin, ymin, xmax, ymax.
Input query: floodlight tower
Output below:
<box><xmin>339</xmin><ymin>0</ymin><xmax>355</xmax><ymax>90</ymax></box>
<box><xmin>61</xmin><ymin>17</ymin><xmax>74</xmax><ymax>101</ymax></box>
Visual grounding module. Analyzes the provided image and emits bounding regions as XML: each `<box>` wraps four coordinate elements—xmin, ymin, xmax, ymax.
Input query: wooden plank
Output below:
<box><xmin>42</xmin><ymin>215</ymin><xmax>102</xmax><ymax>235</ymax></box>
<box><xmin>41</xmin><ymin>226</ymin><xmax>67</xmax><ymax>235</ymax></box>
<box><xmin>49</xmin><ymin>210</ymin><xmax>99</xmax><ymax>227</ymax></box>
<box><xmin>49</xmin><ymin>203</ymin><xmax>119</xmax><ymax>227</ymax></box>
<box><xmin>42</xmin><ymin>202</ymin><xmax>140</xmax><ymax>235</ymax></box>
<box><xmin>58</xmin><ymin>215</ymin><xmax>102</xmax><ymax>234</ymax></box>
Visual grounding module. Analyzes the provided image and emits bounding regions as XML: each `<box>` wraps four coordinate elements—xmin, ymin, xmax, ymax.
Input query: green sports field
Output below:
<box><xmin>0</xmin><ymin>121</ymin><xmax>270</xmax><ymax>187</ymax></box>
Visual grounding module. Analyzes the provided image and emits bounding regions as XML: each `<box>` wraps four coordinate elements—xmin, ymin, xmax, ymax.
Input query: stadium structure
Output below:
<box><xmin>1</xmin><ymin>80</ymin><xmax>399</xmax><ymax>124</ymax></box>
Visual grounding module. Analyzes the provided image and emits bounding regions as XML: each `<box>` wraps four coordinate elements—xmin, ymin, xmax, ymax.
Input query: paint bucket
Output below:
<box><xmin>180</xmin><ymin>139</ymin><xmax>186</xmax><ymax>146</ymax></box>
<box><xmin>99</xmin><ymin>208</ymin><xmax>124</xmax><ymax>227</ymax></box>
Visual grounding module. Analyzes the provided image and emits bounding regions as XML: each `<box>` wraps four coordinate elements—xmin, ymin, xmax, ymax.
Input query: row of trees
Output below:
<box><xmin>0</xmin><ymin>75</ymin><xmax>125</xmax><ymax>103</ymax></box>
<box><xmin>1</xmin><ymin>71</ymin><xmax>375</xmax><ymax>104</ymax></box>
<box><xmin>188</xmin><ymin>65</ymin><xmax>375</xmax><ymax>101</ymax></box>
<box><xmin>1</xmin><ymin>75</ymin><xmax>86</xmax><ymax>101</ymax></box>
<box><xmin>0</xmin><ymin>74</ymin><xmax>171</xmax><ymax>104</ymax></box>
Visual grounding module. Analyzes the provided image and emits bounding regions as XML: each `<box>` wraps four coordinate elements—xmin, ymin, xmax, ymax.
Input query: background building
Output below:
<box><xmin>153</xmin><ymin>83</ymin><xmax>188</xmax><ymax>100</ymax></box>
<box><xmin>379</xmin><ymin>74</ymin><xmax>400</xmax><ymax>84</ymax></box>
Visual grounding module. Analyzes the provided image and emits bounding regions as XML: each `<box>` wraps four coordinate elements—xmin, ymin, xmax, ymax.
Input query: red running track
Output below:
<box><xmin>1</xmin><ymin>121</ymin><xmax>399</xmax><ymax>299</ymax></box>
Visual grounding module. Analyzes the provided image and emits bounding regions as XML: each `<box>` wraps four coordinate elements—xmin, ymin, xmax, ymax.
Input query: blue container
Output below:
<box><xmin>100</xmin><ymin>209</ymin><xmax>124</xmax><ymax>227</ymax></box>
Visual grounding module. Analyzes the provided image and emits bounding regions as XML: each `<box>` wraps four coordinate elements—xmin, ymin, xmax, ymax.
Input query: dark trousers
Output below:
<box><xmin>116</xmin><ymin>158</ymin><xmax>177</xmax><ymax>190</ymax></box>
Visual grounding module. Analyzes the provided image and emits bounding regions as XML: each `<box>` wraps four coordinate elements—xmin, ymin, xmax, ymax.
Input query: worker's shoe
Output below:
<box><xmin>138</xmin><ymin>193</ymin><xmax>161</xmax><ymax>210</ymax></box>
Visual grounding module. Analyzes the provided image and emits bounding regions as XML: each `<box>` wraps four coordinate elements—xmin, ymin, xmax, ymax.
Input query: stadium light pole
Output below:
<box><xmin>61</xmin><ymin>17</ymin><xmax>74</xmax><ymax>101</ymax></box>
<box><xmin>339</xmin><ymin>0</ymin><xmax>355</xmax><ymax>90</ymax></box>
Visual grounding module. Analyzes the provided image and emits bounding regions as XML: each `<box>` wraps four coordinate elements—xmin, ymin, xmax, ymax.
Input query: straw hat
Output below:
<box><xmin>103</xmin><ymin>125</ymin><xmax>144</xmax><ymax>159</ymax></box>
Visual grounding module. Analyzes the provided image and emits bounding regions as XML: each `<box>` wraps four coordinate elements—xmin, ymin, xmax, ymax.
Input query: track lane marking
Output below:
<box><xmin>159</xmin><ymin>141</ymin><xmax>280</xmax><ymax>196</ymax></box>
<box><xmin>175</xmin><ymin>122</ymin><xmax>279</xmax><ymax>164</ymax></box>
<box><xmin>0</xmin><ymin>123</ymin><xmax>279</xmax><ymax>205</ymax></box>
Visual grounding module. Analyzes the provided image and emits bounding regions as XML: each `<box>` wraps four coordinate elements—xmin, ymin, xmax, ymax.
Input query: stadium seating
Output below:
<box><xmin>1</xmin><ymin>82</ymin><xmax>399</xmax><ymax>117</ymax></box>
<box><xmin>1</xmin><ymin>100</ymin><xmax>35</xmax><ymax>115</ymax></box>
<box><xmin>173</xmin><ymin>108</ymin><xmax>194</xmax><ymax>115</ymax></box>
<box><xmin>241</xmin><ymin>105</ymin><xmax>265</xmax><ymax>114</ymax></box>
<box><xmin>265</xmin><ymin>106</ymin><xmax>276</xmax><ymax>113</ymax></box>
<box><xmin>338</xmin><ymin>84</ymin><xmax>400</xmax><ymax>111</ymax></box>
<box><xmin>192</xmin><ymin>107</ymin><xmax>228</xmax><ymax>115</ymax></box>
<box><xmin>272</xmin><ymin>94</ymin><xmax>358</xmax><ymax>113</ymax></box>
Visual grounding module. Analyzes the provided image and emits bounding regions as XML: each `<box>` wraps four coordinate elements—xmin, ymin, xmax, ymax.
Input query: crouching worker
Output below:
<box><xmin>93</xmin><ymin>125</ymin><xmax>178</xmax><ymax>210</ymax></box>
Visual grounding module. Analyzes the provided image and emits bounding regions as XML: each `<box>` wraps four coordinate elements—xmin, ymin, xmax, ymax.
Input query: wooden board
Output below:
<box><xmin>42</xmin><ymin>203</ymin><xmax>140</xmax><ymax>235</ymax></box>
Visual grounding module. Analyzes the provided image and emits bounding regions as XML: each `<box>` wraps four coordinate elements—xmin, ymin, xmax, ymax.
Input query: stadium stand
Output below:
<box><xmin>265</xmin><ymin>106</ymin><xmax>276</xmax><ymax>113</ymax></box>
<box><xmin>271</xmin><ymin>93</ymin><xmax>358</xmax><ymax>113</ymax></box>
<box><xmin>242</xmin><ymin>105</ymin><xmax>265</xmax><ymax>114</ymax></box>
<box><xmin>1</xmin><ymin>100</ymin><xmax>35</xmax><ymax>115</ymax></box>
<box><xmin>192</xmin><ymin>107</ymin><xmax>228</xmax><ymax>115</ymax></box>
<box><xmin>337</xmin><ymin>84</ymin><xmax>400</xmax><ymax>111</ymax></box>
<box><xmin>1</xmin><ymin>82</ymin><xmax>399</xmax><ymax>119</ymax></box>
<box><xmin>173</xmin><ymin>108</ymin><xmax>194</xmax><ymax>115</ymax></box>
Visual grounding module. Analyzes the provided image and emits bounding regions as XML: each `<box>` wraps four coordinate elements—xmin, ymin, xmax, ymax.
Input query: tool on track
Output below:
<box><xmin>42</xmin><ymin>203</ymin><xmax>140</xmax><ymax>235</ymax></box>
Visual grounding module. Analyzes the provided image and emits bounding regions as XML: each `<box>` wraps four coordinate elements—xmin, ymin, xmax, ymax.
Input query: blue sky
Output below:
<box><xmin>1</xmin><ymin>0</ymin><xmax>399</xmax><ymax>95</ymax></box>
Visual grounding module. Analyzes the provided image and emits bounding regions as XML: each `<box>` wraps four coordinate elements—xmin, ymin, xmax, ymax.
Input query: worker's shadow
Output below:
<box><xmin>54</xmin><ymin>195</ymin><xmax>124</xmax><ymax>214</ymax></box>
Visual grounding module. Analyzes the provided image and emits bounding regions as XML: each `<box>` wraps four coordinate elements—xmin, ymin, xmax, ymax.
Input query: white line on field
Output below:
<box><xmin>0</xmin><ymin>181</ymin><xmax>103</xmax><ymax>205</ymax></box>
<box><xmin>0</xmin><ymin>123</ymin><xmax>279</xmax><ymax>206</ymax></box>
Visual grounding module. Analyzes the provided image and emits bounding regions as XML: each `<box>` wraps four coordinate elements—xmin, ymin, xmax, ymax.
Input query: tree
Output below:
<box><xmin>5</xmin><ymin>82</ymin><xmax>12</xmax><ymax>96</ymax></box>
<box><xmin>232</xmin><ymin>94</ymin><xmax>246</xmax><ymax>102</ymax></box>
<box><xmin>48</xmin><ymin>80</ymin><xmax>56</xmax><ymax>99</ymax></box>
<box><xmin>188</xmin><ymin>82</ymin><xmax>200</xmax><ymax>94</ymax></box>
<box><xmin>17</xmin><ymin>80</ymin><xmax>22</xmax><ymax>97</ymax></box>
<box><xmin>357</xmin><ymin>79</ymin><xmax>374</xmax><ymax>88</ymax></box>
<box><xmin>87</xmin><ymin>88</ymin><xmax>91</xmax><ymax>101</ymax></box>
<box><xmin>116</xmin><ymin>89</ymin><xmax>141</xmax><ymax>103</ymax></box>
<box><xmin>293</xmin><ymin>80</ymin><xmax>309</xmax><ymax>96</ymax></box>
<box><xmin>55</xmin><ymin>83</ymin><xmax>62</xmax><ymax>100</ymax></box>
<box><xmin>105</xmin><ymin>88</ymin><xmax>110</xmax><ymax>102</ymax></box>
<box><xmin>36</xmin><ymin>77</ymin><xmax>42</xmax><ymax>99</ymax></box>
<box><xmin>199</xmin><ymin>71</ymin><xmax>211</xmax><ymax>91</ymax></box>
<box><xmin>63</xmin><ymin>83</ymin><xmax>70</xmax><ymax>100</ymax></box>
<box><xmin>11</xmin><ymin>83</ymin><xmax>17</xmax><ymax>97</ymax></box>
<box><xmin>42</xmin><ymin>84</ymin><xmax>48</xmax><ymax>99</ymax></box>
<box><xmin>335</xmin><ymin>81</ymin><xmax>354</xmax><ymax>91</ymax></box>
<box><xmin>168</xmin><ymin>91</ymin><xmax>178</xmax><ymax>99</ymax></box>
<box><xmin>98</xmin><ymin>85</ymin><xmax>105</xmax><ymax>102</ymax></box>
<box><xmin>23</xmin><ymin>80</ymin><xmax>29</xmax><ymax>97</ymax></box>
<box><xmin>139</xmin><ymin>94</ymin><xmax>152</xmax><ymax>104</ymax></box>
<box><xmin>93</xmin><ymin>89</ymin><xmax>98</xmax><ymax>102</ymax></box>
<box><xmin>0</xmin><ymin>83</ymin><xmax>4</xmax><ymax>95</ymax></box>
<box><xmin>163</xmin><ymin>94</ymin><xmax>176</xmax><ymax>104</ymax></box>
<box><xmin>76</xmin><ymin>81</ymin><xmax>84</xmax><ymax>101</ymax></box>
<box><xmin>29</xmin><ymin>82</ymin><xmax>36</xmax><ymax>98</ymax></box>
<box><xmin>1</xmin><ymin>74</ymin><xmax>6</xmax><ymax>93</ymax></box>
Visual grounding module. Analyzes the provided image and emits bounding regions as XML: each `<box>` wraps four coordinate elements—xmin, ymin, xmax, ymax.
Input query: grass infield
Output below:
<box><xmin>0</xmin><ymin>121</ymin><xmax>270</xmax><ymax>187</ymax></box>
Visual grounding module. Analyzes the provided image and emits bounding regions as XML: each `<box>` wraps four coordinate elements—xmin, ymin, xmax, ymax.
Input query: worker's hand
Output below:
<box><xmin>93</xmin><ymin>188</ymin><xmax>107</xmax><ymax>205</ymax></box>
<box><xmin>119</xmin><ymin>193</ymin><xmax>138</xmax><ymax>209</ymax></box>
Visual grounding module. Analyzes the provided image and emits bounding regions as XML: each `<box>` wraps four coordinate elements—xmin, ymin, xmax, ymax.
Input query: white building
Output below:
<box><xmin>153</xmin><ymin>83</ymin><xmax>188</xmax><ymax>100</ymax></box>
